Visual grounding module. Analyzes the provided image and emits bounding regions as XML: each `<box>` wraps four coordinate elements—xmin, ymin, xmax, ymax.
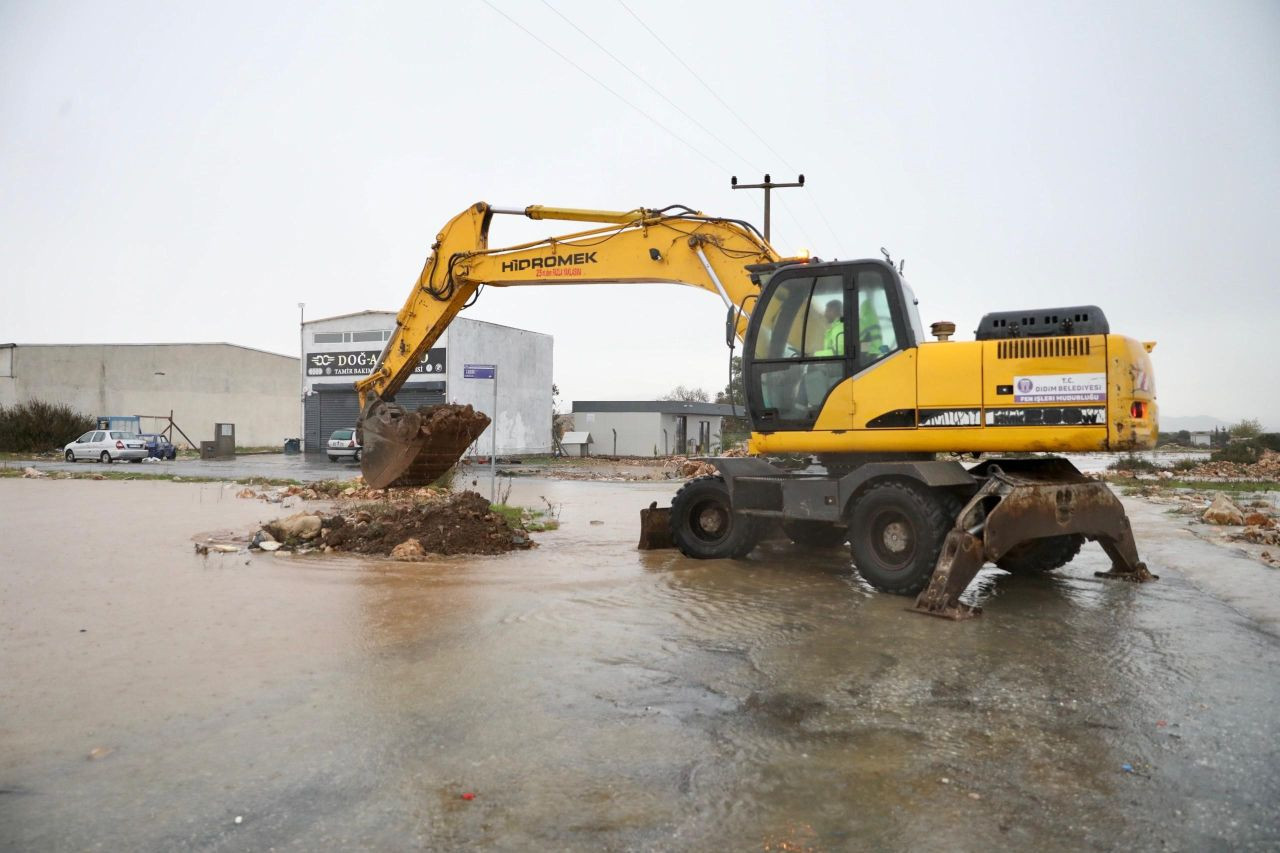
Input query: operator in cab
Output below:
<box><xmin>815</xmin><ymin>299</ymin><xmax>844</xmax><ymax>357</ymax></box>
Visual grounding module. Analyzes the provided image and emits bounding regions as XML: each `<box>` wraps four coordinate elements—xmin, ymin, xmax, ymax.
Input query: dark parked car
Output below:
<box><xmin>139</xmin><ymin>433</ymin><xmax>177</xmax><ymax>460</ymax></box>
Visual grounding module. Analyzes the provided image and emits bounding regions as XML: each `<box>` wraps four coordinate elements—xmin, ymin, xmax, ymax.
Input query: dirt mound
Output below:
<box><xmin>320</xmin><ymin>491</ymin><xmax>532</xmax><ymax>557</ymax></box>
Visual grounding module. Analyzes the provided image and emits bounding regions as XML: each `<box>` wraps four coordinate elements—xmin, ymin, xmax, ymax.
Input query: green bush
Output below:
<box><xmin>0</xmin><ymin>400</ymin><xmax>95</xmax><ymax>453</ymax></box>
<box><xmin>1211</xmin><ymin>441</ymin><xmax>1263</xmax><ymax>464</ymax></box>
<box><xmin>1108</xmin><ymin>454</ymin><xmax>1160</xmax><ymax>472</ymax></box>
<box><xmin>1170</xmin><ymin>458</ymin><xmax>1200</xmax><ymax>472</ymax></box>
<box><xmin>1257</xmin><ymin>433</ymin><xmax>1280</xmax><ymax>453</ymax></box>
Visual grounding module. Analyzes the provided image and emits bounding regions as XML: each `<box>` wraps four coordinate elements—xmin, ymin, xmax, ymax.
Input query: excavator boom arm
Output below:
<box><xmin>354</xmin><ymin>201</ymin><xmax>779</xmax><ymax>488</ymax></box>
<box><xmin>355</xmin><ymin>202</ymin><xmax>777</xmax><ymax>406</ymax></box>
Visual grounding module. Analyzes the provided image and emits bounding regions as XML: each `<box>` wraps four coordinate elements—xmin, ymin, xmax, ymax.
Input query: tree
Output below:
<box><xmin>713</xmin><ymin>356</ymin><xmax>745</xmax><ymax>406</ymax></box>
<box><xmin>1230</xmin><ymin>418</ymin><xmax>1263</xmax><ymax>439</ymax></box>
<box><xmin>661</xmin><ymin>385</ymin><xmax>710</xmax><ymax>402</ymax></box>
<box><xmin>714</xmin><ymin>356</ymin><xmax>750</xmax><ymax>449</ymax></box>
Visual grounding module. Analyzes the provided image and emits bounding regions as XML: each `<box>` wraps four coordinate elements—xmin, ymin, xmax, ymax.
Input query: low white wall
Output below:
<box><xmin>5</xmin><ymin>344</ymin><xmax>299</xmax><ymax>447</ymax></box>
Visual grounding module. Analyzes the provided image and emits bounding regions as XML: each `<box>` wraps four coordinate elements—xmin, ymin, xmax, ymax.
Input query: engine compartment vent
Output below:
<box><xmin>996</xmin><ymin>337</ymin><xmax>1092</xmax><ymax>359</ymax></box>
<box><xmin>975</xmin><ymin>305</ymin><xmax>1109</xmax><ymax>340</ymax></box>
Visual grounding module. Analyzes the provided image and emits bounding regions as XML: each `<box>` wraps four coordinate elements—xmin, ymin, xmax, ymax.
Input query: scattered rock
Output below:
<box><xmin>1243</xmin><ymin>512</ymin><xmax>1274</xmax><ymax>528</ymax></box>
<box><xmin>267</xmin><ymin>512</ymin><xmax>323</xmax><ymax>541</ymax></box>
<box><xmin>258</xmin><ymin>540</ymin><xmax>282</xmax><ymax>552</ymax></box>
<box><xmin>22</xmin><ymin>467</ymin><xmax>47</xmax><ymax>479</ymax></box>
<box><xmin>236</xmin><ymin>488</ymin><xmax>256</xmax><ymax>499</ymax></box>
<box><xmin>390</xmin><ymin>538</ymin><xmax>426</xmax><ymax>559</ymax></box>
<box><xmin>1240</xmin><ymin>527</ymin><xmax>1280</xmax><ymax>546</ymax></box>
<box><xmin>1202</xmin><ymin>494</ymin><xmax>1245</xmax><ymax>526</ymax></box>
<box><xmin>87</xmin><ymin>746</ymin><xmax>113</xmax><ymax>760</ymax></box>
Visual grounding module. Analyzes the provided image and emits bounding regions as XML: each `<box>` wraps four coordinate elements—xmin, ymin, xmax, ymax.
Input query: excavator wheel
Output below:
<box><xmin>995</xmin><ymin>534</ymin><xmax>1085</xmax><ymax>575</ymax></box>
<box><xmin>671</xmin><ymin>476</ymin><xmax>760</xmax><ymax>560</ymax></box>
<box><xmin>783</xmin><ymin>520</ymin><xmax>849</xmax><ymax>549</ymax></box>
<box><xmin>849</xmin><ymin>480</ymin><xmax>959</xmax><ymax>596</ymax></box>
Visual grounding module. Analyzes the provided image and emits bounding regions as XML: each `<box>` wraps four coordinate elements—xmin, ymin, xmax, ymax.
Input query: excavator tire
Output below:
<box><xmin>671</xmin><ymin>475</ymin><xmax>759</xmax><ymax>560</ymax></box>
<box><xmin>849</xmin><ymin>480</ymin><xmax>958</xmax><ymax>596</ymax></box>
<box><xmin>783</xmin><ymin>520</ymin><xmax>849</xmax><ymax>549</ymax></box>
<box><xmin>996</xmin><ymin>534</ymin><xmax>1085</xmax><ymax>575</ymax></box>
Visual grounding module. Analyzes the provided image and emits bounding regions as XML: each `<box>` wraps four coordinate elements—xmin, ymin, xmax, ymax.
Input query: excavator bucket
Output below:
<box><xmin>638</xmin><ymin>502</ymin><xmax>674</xmax><ymax>549</ymax></box>
<box><xmin>913</xmin><ymin>458</ymin><xmax>1157</xmax><ymax>620</ymax></box>
<box><xmin>358</xmin><ymin>400</ymin><xmax>491</xmax><ymax>489</ymax></box>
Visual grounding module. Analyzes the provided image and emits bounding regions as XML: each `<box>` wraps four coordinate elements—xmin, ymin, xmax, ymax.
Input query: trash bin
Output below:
<box><xmin>200</xmin><ymin>441</ymin><xmax>218</xmax><ymax>460</ymax></box>
<box><xmin>283</xmin><ymin>438</ymin><xmax>301</xmax><ymax>455</ymax></box>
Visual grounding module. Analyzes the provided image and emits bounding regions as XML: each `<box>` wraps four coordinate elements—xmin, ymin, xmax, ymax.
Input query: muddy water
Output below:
<box><xmin>2</xmin><ymin>479</ymin><xmax>1278</xmax><ymax>851</ymax></box>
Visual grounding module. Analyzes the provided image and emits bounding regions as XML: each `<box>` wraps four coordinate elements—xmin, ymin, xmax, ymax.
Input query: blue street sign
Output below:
<box><xmin>464</xmin><ymin>363</ymin><xmax>496</xmax><ymax>380</ymax></box>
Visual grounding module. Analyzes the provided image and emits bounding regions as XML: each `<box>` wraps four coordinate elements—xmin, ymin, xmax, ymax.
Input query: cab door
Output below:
<box><xmin>842</xmin><ymin>265</ymin><xmax>920</xmax><ymax>431</ymax></box>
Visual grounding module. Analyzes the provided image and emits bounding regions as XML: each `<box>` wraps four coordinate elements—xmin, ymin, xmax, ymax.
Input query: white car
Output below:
<box><xmin>64</xmin><ymin>430</ymin><xmax>149</xmax><ymax>463</ymax></box>
<box><xmin>327</xmin><ymin>428</ymin><xmax>362</xmax><ymax>462</ymax></box>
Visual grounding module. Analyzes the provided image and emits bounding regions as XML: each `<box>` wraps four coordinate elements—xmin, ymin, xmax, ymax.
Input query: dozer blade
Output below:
<box><xmin>359</xmin><ymin>400</ymin><xmax>491</xmax><ymax>489</ymax></box>
<box><xmin>913</xmin><ymin>458</ymin><xmax>1156</xmax><ymax>620</ymax></box>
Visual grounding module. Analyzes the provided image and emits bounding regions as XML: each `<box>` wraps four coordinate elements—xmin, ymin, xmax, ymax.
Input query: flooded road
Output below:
<box><xmin>2</xmin><ymin>478</ymin><xmax>1278</xmax><ymax>851</ymax></box>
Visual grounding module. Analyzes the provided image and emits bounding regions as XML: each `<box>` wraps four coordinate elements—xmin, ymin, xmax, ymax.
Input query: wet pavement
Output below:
<box><xmin>2</xmin><ymin>477</ymin><xmax>1278</xmax><ymax>851</ymax></box>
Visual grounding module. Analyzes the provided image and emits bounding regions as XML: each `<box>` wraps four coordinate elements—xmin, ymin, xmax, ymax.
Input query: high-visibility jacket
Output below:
<box><xmin>859</xmin><ymin>299</ymin><xmax>883</xmax><ymax>356</ymax></box>
<box><xmin>816</xmin><ymin>319</ymin><xmax>844</xmax><ymax>357</ymax></box>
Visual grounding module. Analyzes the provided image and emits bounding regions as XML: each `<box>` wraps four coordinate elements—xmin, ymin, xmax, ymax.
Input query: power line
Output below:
<box><xmin>616</xmin><ymin>0</ymin><xmax>798</xmax><ymax>172</ymax></box>
<box><xmin>479</xmin><ymin>0</ymin><xmax>730</xmax><ymax>173</ymax></box>
<box><xmin>615</xmin><ymin>0</ymin><xmax>845</xmax><ymax>252</ymax></box>
<box><xmin>538</xmin><ymin>0</ymin><xmax>760</xmax><ymax>171</ymax></box>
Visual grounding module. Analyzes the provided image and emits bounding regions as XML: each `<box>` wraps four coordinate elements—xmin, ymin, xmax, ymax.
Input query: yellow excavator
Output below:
<box><xmin>355</xmin><ymin>202</ymin><xmax>1159</xmax><ymax>617</ymax></box>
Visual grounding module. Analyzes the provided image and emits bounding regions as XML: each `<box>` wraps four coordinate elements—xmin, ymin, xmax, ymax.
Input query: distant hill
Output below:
<box><xmin>1160</xmin><ymin>415</ymin><xmax>1231</xmax><ymax>433</ymax></box>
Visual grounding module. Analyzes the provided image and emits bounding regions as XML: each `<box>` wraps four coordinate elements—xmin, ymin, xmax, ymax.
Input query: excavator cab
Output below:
<box><xmin>743</xmin><ymin>259</ymin><xmax>924</xmax><ymax>432</ymax></box>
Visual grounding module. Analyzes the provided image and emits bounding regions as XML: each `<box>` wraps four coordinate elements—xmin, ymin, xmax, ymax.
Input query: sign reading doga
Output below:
<box><xmin>307</xmin><ymin>348</ymin><xmax>446</xmax><ymax>377</ymax></box>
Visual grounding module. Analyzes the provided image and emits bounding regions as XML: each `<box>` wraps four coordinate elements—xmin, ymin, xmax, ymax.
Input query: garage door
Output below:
<box><xmin>304</xmin><ymin>383</ymin><xmax>446</xmax><ymax>453</ymax></box>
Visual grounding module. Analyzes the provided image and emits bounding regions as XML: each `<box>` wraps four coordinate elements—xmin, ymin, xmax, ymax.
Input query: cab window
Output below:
<box><xmin>753</xmin><ymin>276</ymin><xmax>811</xmax><ymax>359</ymax></box>
<box><xmin>856</xmin><ymin>271</ymin><xmax>900</xmax><ymax>366</ymax></box>
<box><xmin>803</xmin><ymin>275</ymin><xmax>845</xmax><ymax>358</ymax></box>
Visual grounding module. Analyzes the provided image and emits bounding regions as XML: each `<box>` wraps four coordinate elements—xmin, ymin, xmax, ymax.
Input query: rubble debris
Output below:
<box><xmin>1202</xmin><ymin>494</ymin><xmax>1245</xmax><ymax>526</ymax></box>
<box><xmin>1238</xmin><ymin>527</ymin><xmax>1280</xmax><ymax>546</ymax></box>
<box><xmin>22</xmin><ymin>467</ymin><xmax>47</xmax><ymax>478</ymax></box>
<box><xmin>87</xmin><ymin>747</ymin><xmax>113</xmax><ymax>760</ymax></box>
<box><xmin>194</xmin><ymin>542</ymin><xmax>239</xmax><ymax>555</ymax></box>
<box><xmin>1243</xmin><ymin>512</ymin><xmax>1274</xmax><ymax>528</ymax></box>
<box><xmin>1178</xmin><ymin>449</ymin><xmax>1280</xmax><ymax>481</ymax></box>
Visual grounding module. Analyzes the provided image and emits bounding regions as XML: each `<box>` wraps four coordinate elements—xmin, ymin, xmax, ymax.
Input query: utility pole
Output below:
<box><xmin>731</xmin><ymin>173</ymin><xmax>804</xmax><ymax>243</ymax></box>
<box><xmin>297</xmin><ymin>302</ymin><xmax>306</xmax><ymax>446</ymax></box>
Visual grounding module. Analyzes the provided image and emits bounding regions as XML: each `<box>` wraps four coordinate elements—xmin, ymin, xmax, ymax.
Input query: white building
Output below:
<box><xmin>570</xmin><ymin>401</ymin><xmax>739</xmax><ymax>457</ymax></box>
<box><xmin>302</xmin><ymin>311</ymin><xmax>553</xmax><ymax>456</ymax></box>
<box><xmin>0</xmin><ymin>343</ymin><xmax>299</xmax><ymax>447</ymax></box>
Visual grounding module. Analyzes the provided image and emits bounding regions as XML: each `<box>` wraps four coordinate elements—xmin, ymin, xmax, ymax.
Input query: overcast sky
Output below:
<box><xmin>2</xmin><ymin>1</ymin><xmax>1277</xmax><ymax>427</ymax></box>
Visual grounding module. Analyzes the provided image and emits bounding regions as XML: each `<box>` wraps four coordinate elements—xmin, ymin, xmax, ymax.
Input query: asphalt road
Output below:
<box><xmin>1</xmin><ymin>476</ymin><xmax>1276</xmax><ymax>851</ymax></box>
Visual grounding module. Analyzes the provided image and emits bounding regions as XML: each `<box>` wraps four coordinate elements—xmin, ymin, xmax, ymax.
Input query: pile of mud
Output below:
<box><xmin>253</xmin><ymin>490</ymin><xmax>532</xmax><ymax>558</ymax></box>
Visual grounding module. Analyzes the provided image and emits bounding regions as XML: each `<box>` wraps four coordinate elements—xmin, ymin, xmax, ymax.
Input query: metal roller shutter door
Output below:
<box><xmin>305</xmin><ymin>384</ymin><xmax>447</xmax><ymax>452</ymax></box>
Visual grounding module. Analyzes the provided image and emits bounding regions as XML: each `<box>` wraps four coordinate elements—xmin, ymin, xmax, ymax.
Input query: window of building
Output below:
<box><xmin>314</xmin><ymin>332</ymin><xmax>345</xmax><ymax>344</ymax></box>
<box><xmin>351</xmin><ymin>331</ymin><xmax>385</xmax><ymax>343</ymax></box>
